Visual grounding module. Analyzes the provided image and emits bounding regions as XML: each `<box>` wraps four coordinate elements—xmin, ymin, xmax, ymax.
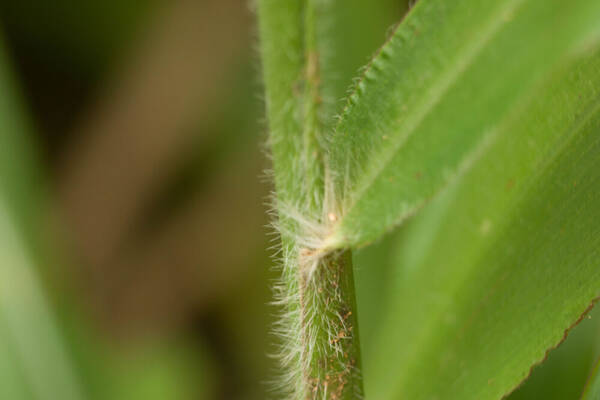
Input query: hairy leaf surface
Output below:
<box><xmin>327</xmin><ymin>0</ymin><xmax>600</xmax><ymax>247</ymax></box>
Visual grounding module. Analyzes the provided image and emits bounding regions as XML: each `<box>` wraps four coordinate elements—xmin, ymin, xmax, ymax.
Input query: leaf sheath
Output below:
<box><xmin>258</xmin><ymin>1</ymin><xmax>363</xmax><ymax>398</ymax></box>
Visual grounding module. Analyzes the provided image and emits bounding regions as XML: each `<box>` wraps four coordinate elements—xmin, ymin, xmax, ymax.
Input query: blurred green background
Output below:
<box><xmin>0</xmin><ymin>0</ymin><xmax>598</xmax><ymax>399</ymax></box>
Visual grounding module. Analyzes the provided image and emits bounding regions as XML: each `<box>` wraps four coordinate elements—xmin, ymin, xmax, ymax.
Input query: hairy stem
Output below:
<box><xmin>301</xmin><ymin>0</ymin><xmax>325</xmax><ymax>213</ymax></box>
<box><xmin>258</xmin><ymin>0</ymin><xmax>364</xmax><ymax>398</ymax></box>
<box><xmin>298</xmin><ymin>250</ymin><xmax>363</xmax><ymax>399</ymax></box>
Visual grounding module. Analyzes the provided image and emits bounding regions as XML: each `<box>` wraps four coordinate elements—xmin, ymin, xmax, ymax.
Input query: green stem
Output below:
<box><xmin>258</xmin><ymin>0</ymin><xmax>364</xmax><ymax>398</ymax></box>
<box><xmin>302</xmin><ymin>0</ymin><xmax>325</xmax><ymax>214</ymax></box>
<box><xmin>298</xmin><ymin>250</ymin><xmax>363</xmax><ymax>399</ymax></box>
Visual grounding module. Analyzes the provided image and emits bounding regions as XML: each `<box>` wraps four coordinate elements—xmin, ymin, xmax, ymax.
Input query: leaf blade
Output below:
<box><xmin>359</xmin><ymin>49</ymin><xmax>600</xmax><ymax>400</ymax></box>
<box><xmin>327</xmin><ymin>0</ymin><xmax>600</xmax><ymax>247</ymax></box>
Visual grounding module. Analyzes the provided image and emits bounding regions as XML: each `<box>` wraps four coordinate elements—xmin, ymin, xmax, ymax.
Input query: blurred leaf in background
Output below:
<box><xmin>0</xmin><ymin>0</ymin><xmax>263</xmax><ymax>398</ymax></box>
<box><xmin>581</xmin><ymin>356</ymin><xmax>600</xmax><ymax>400</ymax></box>
<box><xmin>0</xmin><ymin>24</ymin><xmax>216</xmax><ymax>399</ymax></box>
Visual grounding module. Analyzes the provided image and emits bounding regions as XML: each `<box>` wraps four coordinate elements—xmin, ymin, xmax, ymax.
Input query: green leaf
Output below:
<box><xmin>0</xmin><ymin>36</ymin><xmax>86</xmax><ymax>400</ymax></box>
<box><xmin>506</xmin><ymin>305</ymin><xmax>600</xmax><ymax>400</ymax></box>
<box><xmin>0</xmin><ymin>33</ymin><xmax>213</xmax><ymax>400</ymax></box>
<box><xmin>357</xmin><ymin>48</ymin><xmax>600</xmax><ymax>400</ymax></box>
<box><xmin>582</xmin><ymin>357</ymin><xmax>600</xmax><ymax>400</ymax></box>
<box><xmin>0</xmin><ymin>201</ymin><xmax>86</xmax><ymax>400</ymax></box>
<box><xmin>326</xmin><ymin>0</ymin><xmax>600</xmax><ymax>247</ymax></box>
<box><xmin>257</xmin><ymin>0</ymin><xmax>405</xmax><ymax>217</ymax></box>
<box><xmin>313</xmin><ymin>0</ymin><xmax>407</xmax><ymax>132</ymax></box>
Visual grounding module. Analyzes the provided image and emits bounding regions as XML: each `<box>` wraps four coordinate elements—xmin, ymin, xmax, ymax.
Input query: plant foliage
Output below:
<box><xmin>259</xmin><ymin>0</ymin><xmax>600</xmax><ymax>399</ymax></box>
